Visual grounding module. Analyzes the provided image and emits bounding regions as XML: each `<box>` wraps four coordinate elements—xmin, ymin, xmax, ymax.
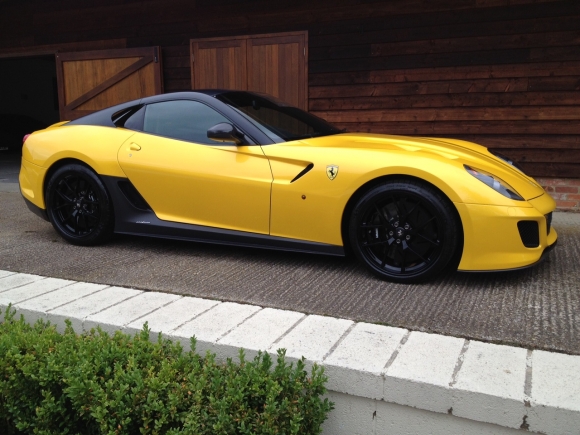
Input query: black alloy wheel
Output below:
<box><xmin>349</xmin><ymin>180</ymin><xmax>460</xmax><ymax>283</ymax></box>
<box><xmin>45</xmin><ymin>164</ymin><xmax>114</xmax><ymax>245</ymax></box>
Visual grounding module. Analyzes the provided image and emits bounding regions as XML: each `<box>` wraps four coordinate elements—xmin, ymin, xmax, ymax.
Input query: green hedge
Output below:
<box><xmin>0</xmin><ymin>307</ymin><xmax>333</xmax><ymax>435</ymax></box>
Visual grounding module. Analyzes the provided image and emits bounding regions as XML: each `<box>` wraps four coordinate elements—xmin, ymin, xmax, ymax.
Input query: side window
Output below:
<box><xmin>123</xmin><ymin>106</ymin><xmax>145</xmax><ymax>130</ymax></box>
<box><xmin>143</xmin><ymin>100</ymin><xmax>230</xmax><ymax>144</ymax></box>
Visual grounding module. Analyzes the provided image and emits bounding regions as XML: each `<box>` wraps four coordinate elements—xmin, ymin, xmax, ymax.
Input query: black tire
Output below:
<box><xmin>45</xmin><ymin>164</ymin><xmax>114</xmax><ymax>246</ymax></box>
<box><xmin>348</xmin><ymin>180</ymin><xmax>460</xmax><ymax>283</ymax></box>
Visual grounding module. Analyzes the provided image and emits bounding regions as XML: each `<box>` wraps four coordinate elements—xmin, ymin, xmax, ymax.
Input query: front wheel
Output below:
<box><xmin>45</xmin><ymin>164</ymin><xmax>114</xmax><ymax>246</ymax></box>
<box><xmin>348</xmin><ymin>180</ymin><xmax>460</xmax><ymax>283</ymax></box>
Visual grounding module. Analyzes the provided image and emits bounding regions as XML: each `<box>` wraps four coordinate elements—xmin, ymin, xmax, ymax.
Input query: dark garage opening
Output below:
<box><xmin>0</xmin><ymin>55</ymin><xmax>59</xmax><ymax>154</ymax></box>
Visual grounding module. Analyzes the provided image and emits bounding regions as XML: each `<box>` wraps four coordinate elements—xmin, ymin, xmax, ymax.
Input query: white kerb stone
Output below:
<box><xmin>85</xmin><ymin>291</ymin><xmax>179</xmax><ymax>334</ymax></box>
<box><xmin>451</xmin><ymin>340</ymin><xmax>527</xmax><ymax>428</ymax></box>
<box><xmin>384</xmin><ymin>331</ymin><xmax>465</xmax><ymax>413</ymax></box>
<box><xmin>47</xmin><ymin>286</ymin><xmax>140</xmax><ymax>333</ymax></box>
<box><xmin>527</xmin><ymin>350</ymin><xmax>580</xmax><ymax>435</ymax></box>
<box><xmin>0</xmin><ymin>270</ymin><xmax>16</xmax><ymax>279</ymax></box>
<box><xmin>12</xmin><ymin>281</ymin><xmax>103</xmax><ymax>325</ymax></box>
<box><xmin>0</xmin><ymin>273</ymin><xmax>45</xmax><ymax>292</ymax></box>
<box><xmin>0</xmin><ymin>277</ymin><xmax>75</xmax><ymax>307</ymax></box>
<box><xmin>324</xmin><ymin>323</ymin><xmax>407</xmax><ymax>400</ymax></box>
<box><xmin>124</xmin><ymin>296</ymin><xmax>220</xmax><ymax>336</ymax></box>
<box><xmin>272</xmin><ymin>315</ymin><xmax>353</xmax><ymax>367</ymax></box>
<box><xmin>218</xmin><ymin>308</ymin><xmax>305</xmax><ymax>361</ymax></box>
<box><xmin>171</xmin><ymin>302</ymin><xmax>262</xmax><ymax>355</ymax></box>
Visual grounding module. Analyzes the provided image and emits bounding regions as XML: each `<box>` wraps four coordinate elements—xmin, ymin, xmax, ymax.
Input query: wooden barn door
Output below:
<box><xmin>56</xmin><ymin>47</ymin><xmax>163</xmax><ymax>121</ymax></box>
<box><xmin>190</xmin><ymin>38</ymin><xmax>247</xmax><ymax>91</ymax></box>
<box><xmin>190</xmin><ymin>32</ymin><xmax>307</xmax><ymax>110</ymax></box>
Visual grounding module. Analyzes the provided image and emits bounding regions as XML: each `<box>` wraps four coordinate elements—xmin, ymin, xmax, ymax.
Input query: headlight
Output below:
<box><xmin>464</xmin><ymin>165</ymin><xmax>524</xmax><ymax>201</ymax></box>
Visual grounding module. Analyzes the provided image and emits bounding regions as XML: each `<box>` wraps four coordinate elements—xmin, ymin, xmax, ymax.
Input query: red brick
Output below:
<box><xmin>567</xmin><ymin>194</ymin><xmax>580</xmax><ymax>201</ymax></box>
<box><xmin>537</xmin><ymin>178</ymin><xmax>580</xmax><ymax>187</ymax></box>
<box><xmin>556</xmin><ymin>201</ymin><xmax>579</xmax><ymax>208</ymax></box>
<box><xmin>555</xmin><ymin>186</ymin><xmax>578</xmax><ymax>193</ymax></box>
<box><xmin>537</xmin><ymin>178</ymin><xmax>559</xmax><ymax>186</ymax></box>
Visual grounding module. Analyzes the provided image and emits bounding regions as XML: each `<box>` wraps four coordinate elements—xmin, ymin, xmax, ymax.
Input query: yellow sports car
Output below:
<box><xmin>20</xmin><ymin>91</ymin><xmax>557</xmax><ymax>283</ymax></box>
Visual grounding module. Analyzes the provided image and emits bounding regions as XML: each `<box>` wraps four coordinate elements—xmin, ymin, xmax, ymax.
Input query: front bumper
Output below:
<box><xmin>456</xmin><ymin>193</ymin><xmax>558</xmax><ymax>271</ymax></box>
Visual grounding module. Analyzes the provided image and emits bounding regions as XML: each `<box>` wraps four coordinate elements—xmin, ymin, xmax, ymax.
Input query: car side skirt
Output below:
<box><xmin>101</xmin><ymin>176</ymin><xmax>345</xmax><ymax>257</ymax></box>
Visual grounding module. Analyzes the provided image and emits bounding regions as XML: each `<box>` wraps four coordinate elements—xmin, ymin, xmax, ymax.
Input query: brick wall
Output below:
<box><xmin>536</xmin><ymin>178</ymin><xmax>580</xmax><ymax>212</ymax></box>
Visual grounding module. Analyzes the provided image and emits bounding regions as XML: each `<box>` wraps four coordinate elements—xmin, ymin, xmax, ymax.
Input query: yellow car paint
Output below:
<box><xmin>19</xmin><ymin>158</ymin><xmax>47</xmax><ymax>208</ymax></box>
<box><xmin>22</xmin><ymin>125</ymin><xmax>133</xmax><ymax>178</ymax></box>
<box><xmin>262</xmin><ymin>133</ymin><xmax>547</xmax><ymax>248</ymax></box>
<box><xmin>117</xmin><ymin>131</ymin><xmax>273</xmax><ymax>234</ymax></box>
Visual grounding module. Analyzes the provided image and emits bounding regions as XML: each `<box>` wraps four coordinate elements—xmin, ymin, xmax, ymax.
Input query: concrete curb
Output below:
<box><xmin>1</xmin><ymin>270</ymin><xmax>578</xmax><ymax>435</ymax></box>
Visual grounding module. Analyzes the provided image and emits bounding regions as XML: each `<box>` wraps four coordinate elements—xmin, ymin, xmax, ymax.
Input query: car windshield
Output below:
<box><xmin>215</xmin><ymin>91</ymin><xmax>342</xmax><ymax>143</ymax></box>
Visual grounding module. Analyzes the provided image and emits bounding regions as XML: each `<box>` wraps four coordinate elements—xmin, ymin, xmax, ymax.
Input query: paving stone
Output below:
<box><xmin>0</xmin><ymin>273</ymin><xmax>45</xmax><ymax>292</ymax></box>
<box><xmin>324</xmin><ymin>323</ymin><xmax>406</xmax><ymax>400</ymax></box>
<box><xmin>451</xmin><ymin>341</ymin><xmax>527</xmax><ymax>428</ymax></box>
<box><xmin>13</xmin><ymin>281</ymin><xmax>105</xmax><ymax>325</ymax></box>
<box><xmin>384</xmin><ymin>332</ymin><xmax>465</xmax><ymax>413</ymax></box>
<box><xmin>273</xmin><ymin>315</ymin><xmax>353</xmax><ymax>371</ymax></box>
<box><xmin>218</xmin><ymin>307</ymin><xmax>305</xmax><ymax>361</ymax></box>
<box><xmin>125</xmin><ymin>296</ymin><xmax>220</xmax><ymax>337</ymax></box>
<box><xmin>0</xmin><ymin>270</ymin><xmax>16</xmax><ymax>279</ymax></box>
<box><xmin>527</xmin><ymin>350</ymin><xmax>580</xmax><ymax>435</ymax></box>
<box><xmin>85</xmin><ymin>291</ymin><xmax>180</xmax><ymax>334</ymax></box>
<box><xmin>47</xmin><ymin>286</ymin><xmax>139</xmax><ymax>333</ymax></box>
<box><xmin>171</xmin><ymin>302</ymin><xmax>262</xmax><ymax>355</ymax></box>
<box><xmin>0</xmin><ymin>277</ymin><xmax>74</xmax><ymax>308</ymax></box>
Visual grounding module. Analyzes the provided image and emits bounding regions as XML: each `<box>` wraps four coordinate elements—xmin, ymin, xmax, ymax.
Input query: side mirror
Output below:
<box><xmin>207</xmin><ymin>123</ymin><xmax>246</xmax><ymax>145</ymax></box>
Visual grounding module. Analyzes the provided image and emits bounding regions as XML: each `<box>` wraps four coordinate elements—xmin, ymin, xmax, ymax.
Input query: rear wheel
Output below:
<box><xmin>349</xmin><ymin>180</ymin><xmax>460</xmax><ymax>283</ymax></box>
<box><xmin>45</xmin><ymin>164</ymin><xmax>114</xmax><ymax>245</ymax></box>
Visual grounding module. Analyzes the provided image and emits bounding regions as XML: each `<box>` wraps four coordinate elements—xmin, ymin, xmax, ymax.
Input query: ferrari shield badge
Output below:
<box><xmin>326</xmin><ymin>165</ymin><xmax>339</xmax><ymax>180</ymax></box>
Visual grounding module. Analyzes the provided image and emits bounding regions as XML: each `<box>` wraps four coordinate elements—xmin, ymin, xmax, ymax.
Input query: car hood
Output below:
<box><xmin>295</xmin><ymin>133</ymin><xmax>546</xmax><ymax>201</ymax></box>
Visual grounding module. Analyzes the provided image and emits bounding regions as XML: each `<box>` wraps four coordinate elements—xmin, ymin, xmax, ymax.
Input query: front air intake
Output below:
<box><xmin>545</xmin><ymin>212</ymin><xmax>552</xmax><ymax>235</ymax></box>
<box><xmin>517</xmin><ymin>221</ymin><xmax>540</xmax><ymax>248</ymax></box>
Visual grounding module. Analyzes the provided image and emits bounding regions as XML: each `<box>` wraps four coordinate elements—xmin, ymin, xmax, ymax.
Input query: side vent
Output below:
<box><xmin>290</xmin><ymin>163</ymin><xmax>314</xmax><ymax>183</ymax></box>
<box><xmin>117</xmin><ymin>180</ymin><xmax>151</xmax><ymax>210</ymax></box>
<box><xmin>517</xmin><ymin>221</ymin><xmax>539</xmax><ymax>248</ymax></box>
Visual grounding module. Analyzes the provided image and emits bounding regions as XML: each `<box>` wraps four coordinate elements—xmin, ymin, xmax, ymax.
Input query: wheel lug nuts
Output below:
<box><xmin>394</xmin><ymin>222</ymin><xmax>399</xmax><ymax>227</ymax></box>
<box><xmin>404</xmin><ymin>224</ymin><xmax>409</xmax><ymax>230</ymax></box>
<box><xmin>396</xmin><ymin>239</ymin><xmax>401</xmax><ymax>244</ymax></box>
<box><xmin>389</xmin><ymin>231</ymin><xmax>393</xmax><ymax>236</ymax></box>
<box><xmin>406</xmin><ymin>235</ymin><xmax>410</xmax><ymax>240</ymax></box>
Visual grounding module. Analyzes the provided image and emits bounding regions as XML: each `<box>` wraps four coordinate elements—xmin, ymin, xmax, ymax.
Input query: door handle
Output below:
<box><xmin>129</xmin><ymin>143</ymin><xmax>141</xmax><ymax>151</ymax></box>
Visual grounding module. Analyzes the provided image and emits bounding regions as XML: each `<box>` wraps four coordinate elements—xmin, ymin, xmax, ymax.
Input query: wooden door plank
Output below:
<box><xmin>64</xmin><ymin>56</ymin><xmax>152</xmax><ymax>111</ymax></box>
<box><xmin>56</xmin><ymin>46</ymin><xmax>162</xmax><ymax>120</ymax></box>
<box><xmin>191</xmin><ymin>38</ymin><xmax>247</xmax><ymax>90</ymax></box>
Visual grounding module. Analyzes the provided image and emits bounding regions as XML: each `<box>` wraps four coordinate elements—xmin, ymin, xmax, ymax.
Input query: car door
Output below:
<box><xmin>117</xmin><ymin>99</ymin><xmax>272</xmax><ymax>234</ymax></box>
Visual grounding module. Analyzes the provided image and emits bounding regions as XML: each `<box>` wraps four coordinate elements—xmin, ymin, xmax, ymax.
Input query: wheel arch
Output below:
<box><xmin>340</xmin><ymin>174</ymin><xmax>464</xmax><ymax>266</ymax></box>
<box><xmin>43</xmin><ymin>158</ymin><xmax>116</xmax><ymax>245</ymax></box>
<box><xmin>43</xmin><ymin>158</ymin><xmax>105</xmax><ymax>203</ymax></box>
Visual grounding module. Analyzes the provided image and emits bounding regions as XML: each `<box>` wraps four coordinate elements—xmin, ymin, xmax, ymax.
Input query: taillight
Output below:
<box><xmin>23</xmin><ymin>134</ymin><xmax>31</xmax><ymax>144</ymax></box>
